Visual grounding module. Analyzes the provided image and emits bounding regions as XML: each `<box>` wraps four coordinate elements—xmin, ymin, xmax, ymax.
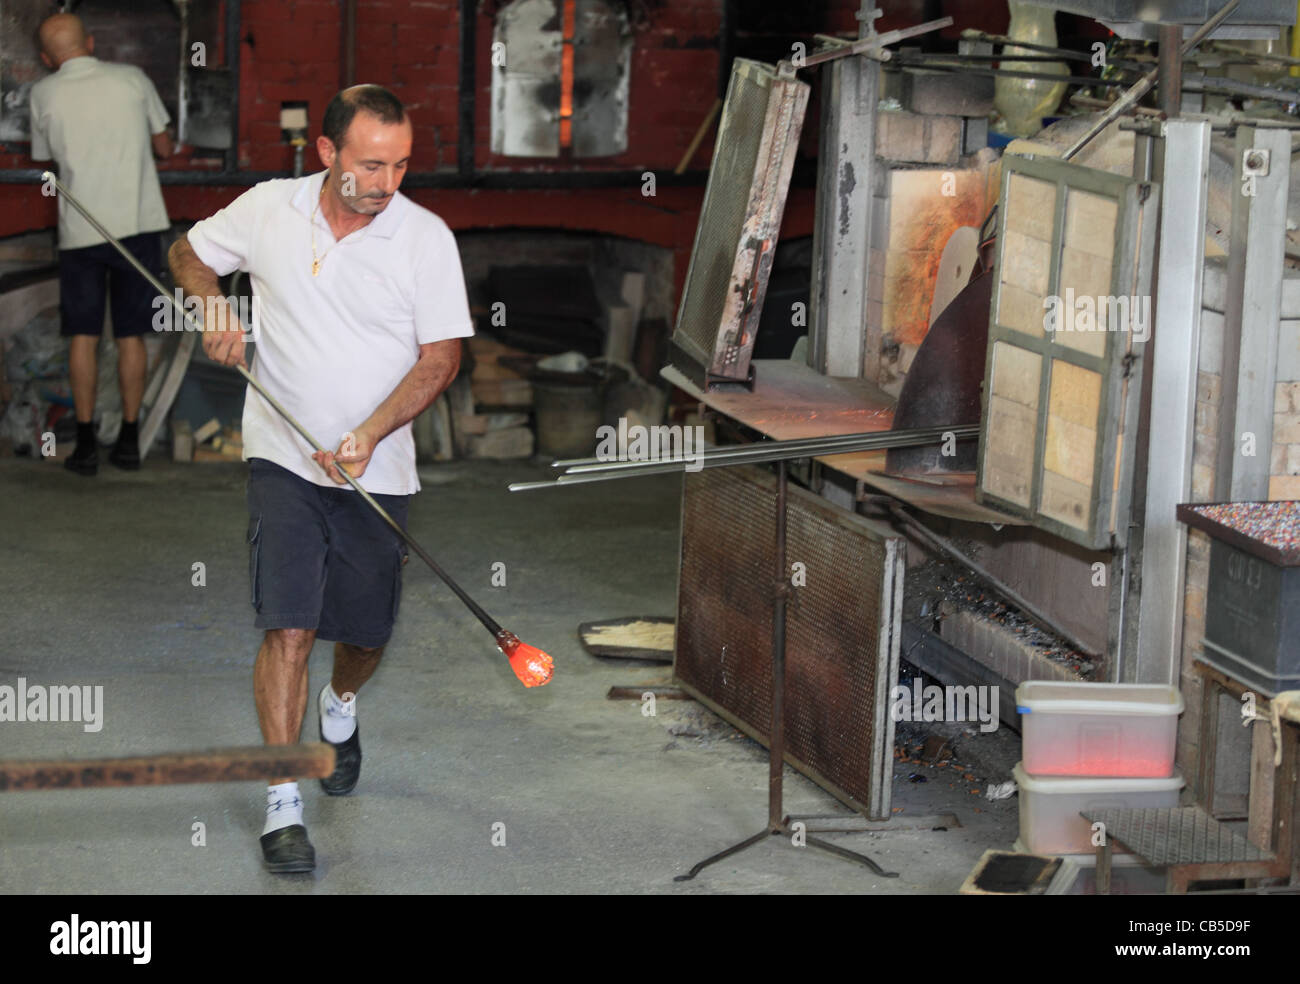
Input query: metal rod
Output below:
<box><xmin>564</xmin><ymin>423</ymin><xmax>975</xmax><ymax>472</ymax></box>
<box><xmin>769</xmin><ymin>459</ymin><xmax>788</xmax><ymax>833</ymax></box>
<box><xmin>512</xmin><ymin>421</ymin><xmax>977</xmax><ymax>491</ymax></box>
<box><xmin>1061</xmin><ymin>0</ymin><xmax>1242</xmax><ymax>161</ymax></box>
<box><xmin>892</xmin><ymin>59</ymin><xmax>1128</xmax><ymax>89</ymax></box>
<box><xmin>0</xmin><ymin>744</ymin><xmax>335</xmax><ymax>792</ymax></box>
<box><xmin>515</xmin><ymin>424</ymin><xmax>980</xmax><ymax>491</ymax></box>
<box><xmin>1159</xmin><ymin>22</ymin><xmax>1183</xmax><ymax>117</ymax></box>
<box><xmin>886</xmin><ymin>504</ymin><xmax>1100</xmax><ymax>658</ymax></box>
<box><xmin>555</xmin><ymin>423</ymin><xmax>978</xmax><ymax>472</ymax></box>
<box><xmin>800</xmin><ymin>16</ymin><xmax>952</xmax><ymax>68</ymax></box>
<box><xmin>42</xmin><ymin>171</ymin><xmax>506</xmax><ymax>637</ymax></box>
<box><xmin>1075</xmin><ymin>92</ymin><xmax>1300</xmax><ymax>128</ymax></box>
<box><xmin>960</xmin><ymin>28</ymin><xmax>1105</xmax><ymax>63</ymax></box>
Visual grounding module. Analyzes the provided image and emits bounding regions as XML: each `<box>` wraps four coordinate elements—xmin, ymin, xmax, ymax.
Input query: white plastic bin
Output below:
<box><xmin>1013</xmin><ymin>762</ymin><xmax>1184</xmax><ymax>855</ymax></box>
<box><xmin>1016</xmin><ymin>681</ymin><xmax>1183</xmax><ymax>778</ymax></box>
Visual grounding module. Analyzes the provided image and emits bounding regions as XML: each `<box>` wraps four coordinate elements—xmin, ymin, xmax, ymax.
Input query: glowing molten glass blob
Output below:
<box><xmin>496</xmin><ymin>631</ymin><xmax>555</xmax><ymax>688</ymax></box>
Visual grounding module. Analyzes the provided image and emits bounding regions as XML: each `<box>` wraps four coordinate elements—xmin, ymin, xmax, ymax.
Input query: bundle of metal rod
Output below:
<box><xmin>1062</xmin><ymin>0</ymin><xmax>1243</xmax><ymax>161</ymax></box>
<box><xmin>0</xmin><ymin>744</ymin><xmax>336</xmax><ymax>792</ymax></box>
<box><xmin>891</xmin><ymin>58</ymin><xmax>1127</xmax><ymax>89</ymax></box>
<box><xmin>509</xmin><ymin>423</ymin><xmax>979</xmax><ymax>491</ymax></box>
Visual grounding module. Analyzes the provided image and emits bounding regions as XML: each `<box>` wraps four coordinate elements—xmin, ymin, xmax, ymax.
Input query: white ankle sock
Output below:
<box><xmin>319</xmin><ymin>683</ymin><xmax>357</xmax><ymax>743</ymax></box>
<box><xmin>263</xmin><ymin>781</ymin><xmax>304</xmax><ymax>835</ymax></box>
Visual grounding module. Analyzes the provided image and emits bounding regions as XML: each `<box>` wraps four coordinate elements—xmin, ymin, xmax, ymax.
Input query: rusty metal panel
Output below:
<box><xmin>674</xmin><ymin>465</ymin><xmax>904</xmax><ymax>819</ymax></box>
<box><xmin>670</xmin><ymin>59</ymin><xmax>809</xmax><ymax>388</ymax></box>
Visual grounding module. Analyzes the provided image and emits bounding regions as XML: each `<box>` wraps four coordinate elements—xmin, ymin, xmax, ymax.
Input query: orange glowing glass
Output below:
<box><xmin>559</xmin><ymin>0</ymin><xmax>575</xmax><ymax>149</ymax></box>
<box><xmin>496</xmin><ymin>630</ymin><xmax>555</xmax><ymax>688</ymax></box>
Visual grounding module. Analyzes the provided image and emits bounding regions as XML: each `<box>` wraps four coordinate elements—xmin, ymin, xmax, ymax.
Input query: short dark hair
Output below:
<box><xmin>322</xmin><ymin>85</ymin><xmax>406</xmax><ymax>149</ymax></box>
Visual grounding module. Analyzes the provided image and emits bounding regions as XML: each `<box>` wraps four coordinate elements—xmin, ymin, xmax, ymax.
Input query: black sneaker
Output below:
<box><xmin>108</xmin><ymin>438</ymin><xmax>140</xmax><ymax>470</ymax></box>
<box><xmin>259</xmin><ymin>824</ymin><xmax>316</xmax><ymax>873</ymax></box>
<box><xmin>63</xmin><ymin>447</ymin><xmax>98</xmax><ymax>477</ymax></box>
<box><xmin>319</xmin><ymin>719</ymin><xmax>362</xmax><ymax>796</ymax></box>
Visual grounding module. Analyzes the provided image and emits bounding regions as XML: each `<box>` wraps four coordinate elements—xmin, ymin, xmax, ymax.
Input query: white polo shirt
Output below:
<box><xmin>186</xmin><ymin>171</ymin><xmax>474</xmax><ymax>495</ymax></box>
<box><xmin>29</xmin><ymin>56</ymin><xmax>171</xmax><ymax>250</ymax></box>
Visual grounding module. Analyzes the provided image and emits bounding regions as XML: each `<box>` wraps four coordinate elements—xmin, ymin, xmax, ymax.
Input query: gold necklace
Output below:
<box><xmin>309</xmin><ymin>182</ymin><xmax>336</xmax><ymax>277</ymax></box>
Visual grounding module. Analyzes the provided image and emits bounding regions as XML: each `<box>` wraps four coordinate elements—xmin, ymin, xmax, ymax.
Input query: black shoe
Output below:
<box><xmin>259</xmin><ymin>824</ymin><xmax>316</xmax><ymax>873</ymax></box>
<box><xmin>108</xmin><ymin>439</ymin><xmax>140</xmax><ymax>470</ymax></box>
<box><xmin>63</xmin><ymin>447</ymin><xmax>98</xmax><ymax>477</ymax></box>
<box><xmin>319</xmin><ymin>720</ymin><xmax>361</xmax><ymax>796</ymax></box>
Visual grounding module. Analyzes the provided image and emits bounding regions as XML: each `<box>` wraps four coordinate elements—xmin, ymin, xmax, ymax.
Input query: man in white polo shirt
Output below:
<box><xmin>29</xmin><ymin>12</ymin><xmax>174</xmax><ymax>475</ymax></box>
<box><xmin>169</xmin><ymin>85</ymin><xmax>471</xmax><ymax>873</ymax></box>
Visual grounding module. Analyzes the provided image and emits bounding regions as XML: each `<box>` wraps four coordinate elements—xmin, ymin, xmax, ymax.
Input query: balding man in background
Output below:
<box><xmin>29</xmin><ymin>12</ymin><xmax>175</xmax><ymax>476</ymax></box>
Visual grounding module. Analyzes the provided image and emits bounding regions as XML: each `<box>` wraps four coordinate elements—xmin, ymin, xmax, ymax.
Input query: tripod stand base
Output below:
<box><xmin>674</xmin><ymin>816</ymin><xmax>900</xmax><ymax>882</ymax></box>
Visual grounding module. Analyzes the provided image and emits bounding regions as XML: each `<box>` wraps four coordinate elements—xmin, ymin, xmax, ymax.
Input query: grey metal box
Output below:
<box><xmin>1179</xmin><ymin>502</ymin><xmax>1300</xmax><ymax>696</ymax></box>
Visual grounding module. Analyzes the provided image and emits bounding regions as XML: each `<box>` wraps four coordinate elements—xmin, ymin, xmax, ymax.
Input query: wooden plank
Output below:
<box><xmin>0</xmin><ymin>743</ymin><xmax>335</xmax><ymax>792</ymax></box>
<box><xmin>984</xmin><ymin>395</ymin><xmax>1038</xmax><ymax>507</ymax></box>
<box><xmin>1198</xmin><ymin>674</ymin><xmax>1222</xmax><ymax>810</ymax></box>
<box><xmin>1004</xmin><ymin>173</ymin><xmax>1056</xmax><ymax>241</ymax></box>
<box><xmin>991</xmin><ymin>342</ymin><xmax>1041</xmax><ymax>407</ymax></box>
<box><xmin>471</xmin><ymin>378</ymin><xmax>533</xmax><ymax>408</ymax></box>
<box><xmin>997</xmin><ymin>282</ymin><xmax>1048</xmax><ymax>337</ymax></box>
<box><xmin>1000</xmin><ymin>230</ymin><xmax>1051</xmax><ymax>296</ymax></box>
<box><xmin>1039</xmin><ymin>469</ymin><xmax>1094</xmax><ymax>531</ymax></box>
<box><xmin>1063</xmin><ymin>188</ymin><xmax>1118</xmax><ymax>254</ymax></box>
<box><xmin>580</xmin><ymin>616</ymin><xmax>675</xmax><ymax>662</ymax></box>
<box><xmin>1249</xmin><ymin>717</ymin><xmax>1278</xmax><ymax>850</ymax></box>
<box><xmin>855</xmin><ymin>460</ymin><xmax>1029</xmax><ymax>525</ymax></box>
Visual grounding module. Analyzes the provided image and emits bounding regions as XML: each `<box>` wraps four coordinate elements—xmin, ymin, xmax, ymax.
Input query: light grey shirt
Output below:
<box><xmin>29</xmin><ymin>56</ymin><xmax>171</xmax><ymax>249</ymax></box>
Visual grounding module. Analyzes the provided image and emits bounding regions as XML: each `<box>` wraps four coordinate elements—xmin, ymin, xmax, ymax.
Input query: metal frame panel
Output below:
<box><xmin>1219</xmin><ymin>127</ymin><xmax>1291</xmax><ymax>501</ymax></box>
<box><xmin>976</xmin><ymin>154</ymin><xmax>1158</xmax><ymax>550</ymax></box>
<box><xmin>670</xmin><ymin>59</ymin><xmax>809</xmax><ymax>388</ymax></box>
<box><xmin>809</xmin><ymin>54</ymin><xmax>878</xmax><ymax>379</ymax></box>
<box><xmin>1133</xmin><ymin>120</ymin><xmax>1212</xmax><ymax>685</ymax></box>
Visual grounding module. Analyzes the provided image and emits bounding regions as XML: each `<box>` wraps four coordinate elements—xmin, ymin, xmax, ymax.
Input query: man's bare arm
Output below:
<box><xmin>152</xmin><ymin>129</ymin><xmax>175</xmax><ymax>159</ymax></box>
<box><xmin>168</xmin><ymin>236</ymin><xmax>244</xmax><ymax>366</ymax></box>
<box><xmin>315</xmin><ymin>339</ymin><xmax>462</xmax><ymax>483</ymax></box>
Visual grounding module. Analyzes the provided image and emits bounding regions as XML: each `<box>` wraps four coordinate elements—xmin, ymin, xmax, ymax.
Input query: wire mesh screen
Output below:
<box><xmin>674</xmin><ymin>465</ymin><xmax>904</xmax><ymax>819</ymax></box>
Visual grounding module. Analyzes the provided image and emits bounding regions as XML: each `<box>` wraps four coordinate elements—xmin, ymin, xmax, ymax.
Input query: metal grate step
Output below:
<box><xmin>1082</xmin><ymin>806</ymin><xmax>1275</xmax><ymax>865</ymax></box>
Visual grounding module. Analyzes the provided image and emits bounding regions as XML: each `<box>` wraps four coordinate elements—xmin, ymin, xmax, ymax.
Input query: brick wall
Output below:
<box><xmin>2</xmin><ymin>0</ymin><xmax>901</xmax><ymax>302</ymax></box>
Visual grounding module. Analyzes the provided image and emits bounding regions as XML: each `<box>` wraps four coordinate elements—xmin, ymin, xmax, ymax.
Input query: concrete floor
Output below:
<box><xmin>0</xmin><ymin>454</ymin><xmax>1020</xmax><ymax>894</ymax></box>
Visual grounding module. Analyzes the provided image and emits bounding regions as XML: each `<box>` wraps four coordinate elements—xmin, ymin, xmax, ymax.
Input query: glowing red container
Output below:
<box><xmin>1016</xmin><ymin>682</ymin><xmax>1183</xmax><ymax>778</ymax></box>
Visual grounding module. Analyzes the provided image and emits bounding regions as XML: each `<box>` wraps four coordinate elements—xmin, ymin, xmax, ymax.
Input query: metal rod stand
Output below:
<box><xmin>674</xmin><ymin>460</ymin><xmax>899</xmax><ymax>882</ymax></box>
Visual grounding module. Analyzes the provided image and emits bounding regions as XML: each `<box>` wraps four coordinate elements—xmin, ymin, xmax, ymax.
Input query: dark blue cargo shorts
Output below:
<box><xmin>245</xmin><ymin>457</ymin><xmax>411</xmax><ymax>648</ymax></box>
